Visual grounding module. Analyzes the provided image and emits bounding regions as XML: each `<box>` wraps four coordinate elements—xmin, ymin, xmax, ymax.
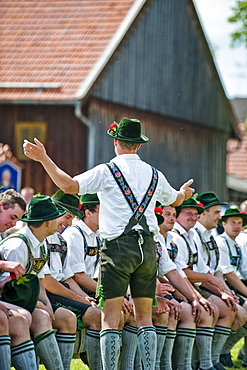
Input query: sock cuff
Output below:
<box><xmin>166</xmin><ymin>329</ymin><xmax>177</xmax><ymax>339</ymax></box>
<box><xmin>214</xmin><ymin>325</ymin><xmax>232</xmax><ymax>335</ymax></box>
<box><xmin>0</xmin><ymin>335</ymin><xmax>11</xmax><ymax>346</ymax></box>
<box><xmin>154</xmin><ymin>325</ymin><xmax>168</xmax><ymax>335</ymax></box>
<box><xmin>100</xmin><ymin>328</ymin><xmax>121</xmax><ymax>338</ymax></box>
<box><xmin>55</xmin><ymin>332</ymin><xmax>76</xmax><ymax>343</ymax></box>
<box><xmin>86</xmin><ymin>329</ymin><xmax>100</xmax><ymax>339</ymax></box>
<box><xmin>11</xmin><ymin>340</ymin><xmax>35</xmax><ymax>356</ymax></box>
<box><xmin>196</xmin><ymin>327</ymin><xmax>214</xmax><ymax>337</ymax></box>
<box><xmin>33</xmin><ymin>329</ymin><xmax>56</xmax><ymax>346</ymax></box>
<box><xmin>123</xmin><ymin>324</ymin><xmax>138</xmax><ymax>334</ymax></box>
<box><xmin>176</xmin><ymin>328</ymin><xmax>196</xmax><ymax>338</ymax></box>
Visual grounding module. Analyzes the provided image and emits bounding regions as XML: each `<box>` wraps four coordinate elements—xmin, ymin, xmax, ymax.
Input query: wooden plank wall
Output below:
<box><xmin>88</xmin><ymin>98</ymin><xmax>229</xmax><ymax>201</ymax></box>
<box><xmin>92</xmin><ymin>0</ymin><xmax>233</xmax><ymax>134</ymax></box>
<box><xmin>0</xmin><ymin>104</ymin><xmax>87</xmax><ymax>196</ymax></box>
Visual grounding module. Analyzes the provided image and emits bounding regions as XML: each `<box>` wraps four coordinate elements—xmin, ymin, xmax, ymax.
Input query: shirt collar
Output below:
<box><xmin>76</xmin><ymin>219</ymin><xmax>96</xmax><ymax>237</ymax></box>
<box><xmin>22</xmin><ymin>224</ymin><xmax>45</xmax><ymax>250</ymax></box>
<box><xmin>111</xmin><ymin>154</ymin><xmax>141</xmax><ymax>162</ymax></box>
<box><xmin>195</xmin><ymin>221</ymin><xmax>211</xmax><ymax>241</ymax></box>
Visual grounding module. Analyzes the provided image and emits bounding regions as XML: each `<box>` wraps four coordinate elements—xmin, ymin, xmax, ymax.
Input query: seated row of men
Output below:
<box><xmin>1</xmin><ymin>188</ymin><xmax>247</xmax><ymax>370</ymax></box>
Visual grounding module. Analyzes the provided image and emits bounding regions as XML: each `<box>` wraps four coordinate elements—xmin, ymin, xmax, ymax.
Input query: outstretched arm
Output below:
<box><xmin>23</xmin><ymin>138</ymin><xmax>79</xmax><ymax>193</ymax></box>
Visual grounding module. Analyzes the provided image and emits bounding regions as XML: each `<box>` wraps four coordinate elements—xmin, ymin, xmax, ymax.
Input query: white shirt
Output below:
<box><xmin>156</xmin><ymin>232</ymin><xmax>187</xmax><ymax>278</ymax></box>
<box><xmin>62</xmin><ymin>218</ymin><xmax>99</xmax><ymax>279</ymax></box>
<box><xmin>194</xmin><ymin>221</ymin><xmax>219</xmax><ymax>274</ymax></box>
<box><xmin>46</xmin><ymin>232</ymin><xmax>74</xmax><ymax>281</ymax></box>
<box><xmin>216</xmin><ymin>232</ymin><xmax>243</xmax><ymax>277</ymax></box>
<box><xmin>170</xmin><ymin>222</ymin><xmax>210</xmax><ymax>274</ymax></box>
<box><xmin>0</xmin><ymin>225</ymin><xmax>48</xmax><ymax>280</ymax></box>
<box><xmin>74</xmin><ymin>154</ymin><xmax>178</xmax><ymax>240</ymax></box>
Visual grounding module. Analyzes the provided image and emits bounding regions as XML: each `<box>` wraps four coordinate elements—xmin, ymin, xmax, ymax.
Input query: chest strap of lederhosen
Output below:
<box><xmin>167</xmin><ymin>241</ymin><xmax>178</xmax><ymax>262</ymax></box>
<box><xmin>46</xmin><ymin>234</ymin><xmax>68</xmax><ymax>267</ymax></box>
<box><xmin>106</xmin><ymin>162</ymin><xmax>158</xmax><ymax>234</ymax></box>
<box><xmin>219</xmin><ymin>235</ymin><xmax>242</xmax><ymax>270</ymax></box>
<box><xmin>172</xmin><ymin>229</ymin><xmax>198</xmax><ymax>270</ymax></box>
<box><xmin>194</xmin><ymin>228</ymin><xmax>219</xmax><ymax>270</ymax></box>
<box><xmin>0</xmin><ymin>233</ymin><xmax>49</xmax><ymax>274</ymax></box>
<box><xmin>72</xmin><ymin>225</ymin><xmax>101</xmax><ymax>261</ymax></box>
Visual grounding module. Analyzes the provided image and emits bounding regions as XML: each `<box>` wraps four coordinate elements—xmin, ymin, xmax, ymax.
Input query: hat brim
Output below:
<box><xmin>204</xmin><ymin>201</ymin><xmax>228</xmax><ymax>209</ymax></box>
<box><xmin>107</xmin><ymin>130</ymin><xmax>149</xmax><ymax>143</ymax></box>
<box><xmin>219</xmin><ymin>213</ymin><xmax>247</xmax><ymax>226</ymax></box>
<box><xmin>181</xmin><ymin>205</ymin><xmax>204</xmax><ymax>214</ymax></box>
<box><xmin>21</xmin><ymin>208</ymin><xmax>66</xmax><ymax>222</ymax></box>
<box><xmin>53</xmin><ymin>200</ymin><xmax>84</xmax><ymax>218</ymax></box>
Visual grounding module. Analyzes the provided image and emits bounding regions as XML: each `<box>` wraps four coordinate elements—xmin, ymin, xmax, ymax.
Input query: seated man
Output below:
<box><xmin>0</xmin><ymin>189</ymin><xmax>37</xmax><ymax>370</ymax></box>
<box><xmin>43</xmin><ymin>190</ymin><xmax>104</xmax><ymax>370</ymax></box>
<box><xmin>0</xmin><ymin>195</ymin><xmax>77</xmax><ymax>370</ymax></box>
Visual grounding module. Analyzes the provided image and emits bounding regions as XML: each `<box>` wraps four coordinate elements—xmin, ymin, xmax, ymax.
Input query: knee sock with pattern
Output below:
<box><xmin>11</xmin><ymin>339</ymin><xmax>37</xmax><ymax>370</ymax></box>
<box><xmin>172</xmin><ymin>328</ymin><xmax>196</xmax><ymax>370</ymax></box>
<box><xmin>211</xmin><ymin>325</ymin><xmax>231</xmax><ymax>365</ymax></box>
<box><xmin>137</xmin><ymin>325</ymin><xmax>157</xmax><ymax>370</ymax></box>
<box><xmin>154</xmin><ymin>325</ymin><xmax>167</xmax><ymax>370</ymax></box>
<box><xmin>195</xmin><ymin>326</ymin><xmax>214</xmax><ymax>369</ymax></box>
<box><xmin>160</xmin><ymin>329</ymin><xmax>176</xmax><ymax>370</ymax></box>
<box><xmin>33</xmin><ymin>329</ymin><xmax>64</xmax><ymax>370</ymax></box>
<box><xmin>85</xmin><ymin>329</ymin><xmax>102</xmax><ymax>370</ymax></box>
<box><xmin>100</xmin><ymin>328</ymin><xmax>121</xmax><ymax>370</ymax></box>
<box><xmin>121</xmin><ymin>324</ymin><xmax>138</xmax><ymax>370</ymax></box>
<box><xmin>56</xmin><ymin>332</ymin><xmax>76</xmax><ymax>370</ymax></box>
<box><xmin>0</xmin><ymin>335</ymin><xmax>11</xmax><ymax>370</ymax></box>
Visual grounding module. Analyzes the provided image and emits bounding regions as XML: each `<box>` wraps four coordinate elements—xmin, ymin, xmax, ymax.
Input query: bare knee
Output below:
<box><xmin>53</xmin><ymin>308</ymin><xmax>77</xmax><ymax>333</ymax></box>
<box><xmin>31</xmin><ymin>308</ymin><xmax>52</xmax><ymax>337</ymax></box>
<box><xmin>83</xmin><ymin>307</ymin><xmax>102</xmax><ymax>331</ymax></box>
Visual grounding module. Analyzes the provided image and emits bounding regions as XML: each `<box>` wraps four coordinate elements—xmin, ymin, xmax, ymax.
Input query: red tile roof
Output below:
<box><xmin>0</xmin><ymin>0</ymin><xmax>136</xmax><ymax>101</ymax></box>
<box><xmin>227</xmin><ymin>123</ymin><xmax>247</xmax><ymax>180</ymax></box>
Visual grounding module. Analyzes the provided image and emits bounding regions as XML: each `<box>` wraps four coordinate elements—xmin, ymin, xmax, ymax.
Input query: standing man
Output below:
<box><xmin>23</xmin><ymin>117</ymin><xmax>194</xmax><ymax>369</ymax></box>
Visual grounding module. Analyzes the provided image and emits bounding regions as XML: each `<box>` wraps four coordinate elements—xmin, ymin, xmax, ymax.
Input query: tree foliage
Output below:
<box><xmin>228</xmin><ymin>1</ymin><xmax>247</xmax><ymax>48</ymax></box>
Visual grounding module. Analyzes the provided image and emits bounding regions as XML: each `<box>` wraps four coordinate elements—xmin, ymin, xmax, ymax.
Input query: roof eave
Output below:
<box><xmin>75</xmin><ymin>0</ymin><xmax>147</xmax><ymax>101</ymax></box>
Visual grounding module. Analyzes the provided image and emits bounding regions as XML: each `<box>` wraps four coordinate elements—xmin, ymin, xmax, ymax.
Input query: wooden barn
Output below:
<box><xmin>0</xmin><ymin>0</ymin><xmax>239</xmax><ymax>199</ymax></box>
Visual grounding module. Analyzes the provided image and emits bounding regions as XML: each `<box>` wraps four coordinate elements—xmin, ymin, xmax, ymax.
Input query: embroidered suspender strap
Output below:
<box><xmin>0</xmin><ymin>233</ymin><xmax>48</xmax><ymax>274</ymax></box>
<box><xmin>219</xmin><ymin>235</ymin><xmax>242</xmax><ymax>270</ymax></box>
<box><xmin>168</xmin><ymin>241</ymin><xmax>178</xmax><ymax>262</ymax></box>
<box><xmin>106</xmin><ymin>162</ymin><xmax>158</xmax><ymax>233</ymax></box>
<box><xmin>72</xmin><ymin>225</ymin><xmax>100</xmax><ymax>258</ymax></box>
<box><xmin>172</xmin><ymin>229</ymin><xmax>198</xmax><ymax>270</ymax></box>
<box><xmin>194</xmin><ymin>228</ymin><xmax>220</xmax><ymax>270</ymax></box>
<box><xmin>46</xmin><ymin>235</ymin><xmax>68</xmax><ymax>267</ymax></box>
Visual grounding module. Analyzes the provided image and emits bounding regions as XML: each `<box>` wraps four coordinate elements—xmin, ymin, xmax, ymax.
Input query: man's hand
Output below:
<box><xmin>167</xmin><ymin>298</ymin><xmax>182</xmax><ymax>320</ymax></box>
<box><xmin>221</xmin><ymin>292</ymin><xmax>238</xmax><ymax>312</ymax></box>
<box><xmin>155</xmin><ymin>297</ymin><xmax>170</xmax><ymax>314</ymax></box>
<box><xmin>190</xmin><ymin>299</ymin><xmax>202</xmax><ymax>325</ymax></box>
<box><xmin>156</xmin><ymin>282</ymin><xmax>175</xmax><ymax>297</ymax></box>
<box><xmin>180</xmin><ymin>179</ymin><xmax>195</xmax><ymax>200</ymax></box>
<box><xmin>0</xmin><ymin>261</ymin><xmax>25</xmax><ymax>280</ymax></box>
<box><xmin>23</xmin><ymin>138</ymin><xmax>47</xmax><ymax>162</ymax></box>
<box><xmin>198</xmin><ymin>297</ymin><xmax>215</xmax><ymax>316</ymax></box>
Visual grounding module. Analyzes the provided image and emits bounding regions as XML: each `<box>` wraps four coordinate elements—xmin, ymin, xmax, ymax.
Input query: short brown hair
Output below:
<box><xmin>0</xmin><ymin>189</ymin><xmax>26</xmax><ymax>212</ymax></box>
<box><xmin>118</xmin><ymin>140</ymin><xmax>139</xmax><ymax>151</ymax></box>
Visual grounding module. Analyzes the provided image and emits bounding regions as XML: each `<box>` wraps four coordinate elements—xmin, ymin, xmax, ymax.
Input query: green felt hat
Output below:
<box><xmin>21</xmin><ymin>195</ymin><xmax>66</xmax><ymax>222</ymax></box>
<box><xmin>2</xmin><ymin>274</ymin><xmax>40</xmax><ymax>313</ymax></box>
<box><xmin>219</xmin><ymin>208</ymin><xmax>247</xmax><ymax>226</ymax></box>
<box><xmin>107</xmin><ymin>117</ymin><xmax>149</xmax><ymax>143</ymax></box>
<box><xmin>196</xmin><ymin>191</ymin><xmax>228</xmax><ymax>209</ymax></box>
<box><xmin>52</xmin><ymin>189</ymin><xmax>84</xmax><ymax>218</ymax></box>
<box><xmin>79</xmin><ymin>193</ymin><xmax>100</xmax><ymax>205</ymax></box>
<box><xmin>181</xmin><ymin>197</ymin><xmax>204</xmax><ymax>214</ymax></box>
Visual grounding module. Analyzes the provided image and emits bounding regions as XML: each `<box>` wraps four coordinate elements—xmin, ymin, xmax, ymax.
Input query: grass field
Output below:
<box><xmin>11</xmin><ymin>338</ymin><xmax>246</xmax><ymax>369</ymax></box>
